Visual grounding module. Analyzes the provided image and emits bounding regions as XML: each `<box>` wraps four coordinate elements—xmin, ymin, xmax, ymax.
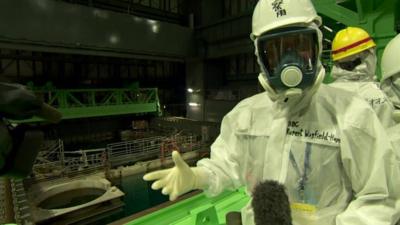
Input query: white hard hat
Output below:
<box><xmin>381</xmin><ymin>34</ymin><xmax>400</xmax><ymax>81</ymax></box>
<box><xmin>250</xmin><ymin>0</ymin><xmax>321</xmax><ymax>40</ymax></box>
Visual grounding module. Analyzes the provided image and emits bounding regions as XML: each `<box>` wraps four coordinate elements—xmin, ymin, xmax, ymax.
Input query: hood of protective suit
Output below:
<box><xmin>381</xmin><ymin>72</ymin><xmax>400</xmax><ymax>109</ymax></box>
<box><xmin>380</xmin><ymin>34</ymin><xmax>400</xmax><ymax>109</ymax></box>
<box><xmin>330</xmin><ymin>48</ymin><xmax>377</xmax><ymax>82</ymax></box>
<box><xmin>255</xmin><ymin>23</ymin><xmax>324</xmax><ymax>117</ymax></box>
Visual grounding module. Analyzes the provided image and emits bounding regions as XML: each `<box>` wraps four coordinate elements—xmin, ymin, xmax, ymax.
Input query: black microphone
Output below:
<box><xmin>252</xmin><ymin>180</ymin><xmax>292</xmax><ymax>225</ymax></box>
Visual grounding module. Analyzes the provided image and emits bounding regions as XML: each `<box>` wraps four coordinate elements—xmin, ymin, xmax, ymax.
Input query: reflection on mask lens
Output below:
<box><xmin>258</xmin><ymin>29</ymin><xmax>317</xmax><ymax>76</ymax></box>
<box><xmin>338</xmin><ymin>58</ymin><xmax>362</xmax><ymax>71</ymax></box>
<box><xmin>256</xmin><ymin>27</ymin><xmax>319</xmax><ymax>90</ymax></box>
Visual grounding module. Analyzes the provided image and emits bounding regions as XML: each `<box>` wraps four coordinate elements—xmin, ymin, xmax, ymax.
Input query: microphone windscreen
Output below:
<box><xmin>252</xmin><ymin>180</ymin><xmax>292</xmax><ymax>225</ymax></box>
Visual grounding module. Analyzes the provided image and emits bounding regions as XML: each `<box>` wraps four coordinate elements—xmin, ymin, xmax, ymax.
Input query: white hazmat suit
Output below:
<box><xmin>197</xmin><ymin>82</ymin><xmax>400</xmax><ymax>225</ymax></box>
<box><xmin>144</xmin><ymin>0</ymin><xmax>400</xmax><ymax>224</ymax></box>
<box><xmin>329</xmin><ymin>48</ymin><xmax>396</xmax><ymax>128</ymax></box>
<box><xmin>381</xmin><ymin>34</ymin><xmax>400</xmax><ymax>121</ymax></box>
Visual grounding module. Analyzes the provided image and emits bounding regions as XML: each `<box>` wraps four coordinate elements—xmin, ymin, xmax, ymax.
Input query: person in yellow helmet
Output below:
<box><xmin>329</xmin><ymin>27</ymin><xmax>396</xmax><ymax>128</ymax></box>
<box><xmin>144</xmin><ymin>1</ymin><xmax>400</xmax><ymax>225</ymax></box>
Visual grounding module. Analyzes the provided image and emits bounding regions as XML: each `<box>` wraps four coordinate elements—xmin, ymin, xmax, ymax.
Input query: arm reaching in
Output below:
<box><xmin>143</xmin><ymin>151</ymin><xmax>210</xmax><ymax>201</ymax></box>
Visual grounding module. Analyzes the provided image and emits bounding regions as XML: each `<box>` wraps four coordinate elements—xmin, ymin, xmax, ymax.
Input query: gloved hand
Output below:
<box><xmin>143</xmin><ymin>151</ymin><xmax>209</xmax><ymax>201</ymax></box>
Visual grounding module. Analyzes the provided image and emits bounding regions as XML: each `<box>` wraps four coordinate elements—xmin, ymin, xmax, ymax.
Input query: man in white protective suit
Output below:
<box><xmin>144</xmin><ymin>0</ymin><xmax>400</xmax><ymax>224</ymax></box>
<box><xmin>381</xmin><ymin>34</ymin><xmax>400</xmax><ymax>122</ymax></box>
<box><xmin>380</xmin><ymin>34</ymin><xmax>400</xmax><ymax>225</ymax></box>
<box><xmin>328</xmin><ymin>27</ymin><xmax>396</xmax><ymax>128</ymax></box>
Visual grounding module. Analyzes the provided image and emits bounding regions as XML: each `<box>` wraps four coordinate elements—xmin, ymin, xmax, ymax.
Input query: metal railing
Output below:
<box><xmin>32</xmin><ymin>139</ymin><xmax>64</xmax><ymax>178</ymax></box>
<box><xmin>63</xmin><ymin>148</ymin><xmax>106</xmax><ymax>175</ymax></box>
<box><xmin>107</xmin><ymin>136</ymin><xmax>164</xmax><ymax>167</ymax></box>
<box><xmin>28</xmin><ymin>133</ymin><xmax>203</xmax><ymax>183</ymax></box>
<box><xmin>107</xmin><ymin>134</ymin><xmax>202</xmax><ymax>167</ymax></box>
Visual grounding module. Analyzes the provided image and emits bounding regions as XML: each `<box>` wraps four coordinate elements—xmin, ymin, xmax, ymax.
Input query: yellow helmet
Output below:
<box><xmin>331</xmin><ymin>27</ymin><xmax>376</xmax><ymax>61</ymax></box>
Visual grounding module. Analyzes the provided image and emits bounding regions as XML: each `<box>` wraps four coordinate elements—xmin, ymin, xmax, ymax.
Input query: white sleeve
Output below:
<box><xmin>373</xmin><ymin>98</ymin><xmax>396</xmax><ymax>129</ymax></box>
<box><xmin>336</xmin><ymin>115</ymin><xmax>400</xmax><ymax>225</ymax></box>
<box><xmin>197</xmin><ymin>113</ymin><xmax>246</xmax><ymax>197</ymax></box>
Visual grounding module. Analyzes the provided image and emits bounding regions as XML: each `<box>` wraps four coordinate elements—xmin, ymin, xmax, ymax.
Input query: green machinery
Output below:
<box><xmin>16</xmin><ymin>87</ymin><xmax>161</xmax><ymax>123</ymax></box>
<box><xmin>125</xmin><ymin>189</ymin><xmax>249</xmax><ymax>225</ymax></box>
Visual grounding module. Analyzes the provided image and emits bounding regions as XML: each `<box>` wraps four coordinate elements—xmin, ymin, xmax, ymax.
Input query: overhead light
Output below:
<box><xmin>187</xmin><ymin>88</ymin><xmax>200</xmax><ymax>93</ymax></box>
<box><xmin>188</xmin><ymin>102</ymin><xmax>200</xmax><ymax>107</ymax></box>
<box><xmin>152</xmin><ymin>24</ymin><xmax>159</xmax><ymax>33</ymax></box>
<box><xmin>147</xmin><ymin>19</ymin><xmax>157</xmax><ymax>25</ymax></box>
<box><xmin>323</xmin><ymin>25</ymin><xmax>333</xmax><ymax>33</ymax></box>
<box><xmin>109</xmin><ymin>34</ymin><xmax>120</xmax><ymax>44</ymax></box>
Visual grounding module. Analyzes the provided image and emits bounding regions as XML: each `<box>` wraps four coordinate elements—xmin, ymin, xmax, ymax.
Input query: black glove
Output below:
<box><xmin>0</xmin><ymin>82</ymin><xmax>61</xmax><ymax>122</ymax></box>
<box><xmin>0</xmin><ymin>82</ymin><xmax>61</xmax><ymax>177</ymax></box>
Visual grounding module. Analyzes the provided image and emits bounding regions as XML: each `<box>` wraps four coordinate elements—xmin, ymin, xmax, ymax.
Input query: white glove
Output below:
<box><xmin>143</xmin><ymin>151</ymin><xmax>209</xmax><ymax>201</ymax></box>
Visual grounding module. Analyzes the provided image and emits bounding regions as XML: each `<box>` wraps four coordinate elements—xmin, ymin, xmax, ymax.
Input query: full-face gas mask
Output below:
<box><xmin>256</xmin><ymin>26</ymin><xmax>319</xmax><ymax>91</ymax></box>
<box><xmin>250</xmin><ymin>0</ymin><xmax>324</xmax><ymax>115</ymax></box>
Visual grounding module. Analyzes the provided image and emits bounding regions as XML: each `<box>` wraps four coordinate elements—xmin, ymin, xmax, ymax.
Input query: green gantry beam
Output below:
<box><xmin>15</xmin><ymin>88</ymin><xmax>161</xmax><ymax>123</ymax></box>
